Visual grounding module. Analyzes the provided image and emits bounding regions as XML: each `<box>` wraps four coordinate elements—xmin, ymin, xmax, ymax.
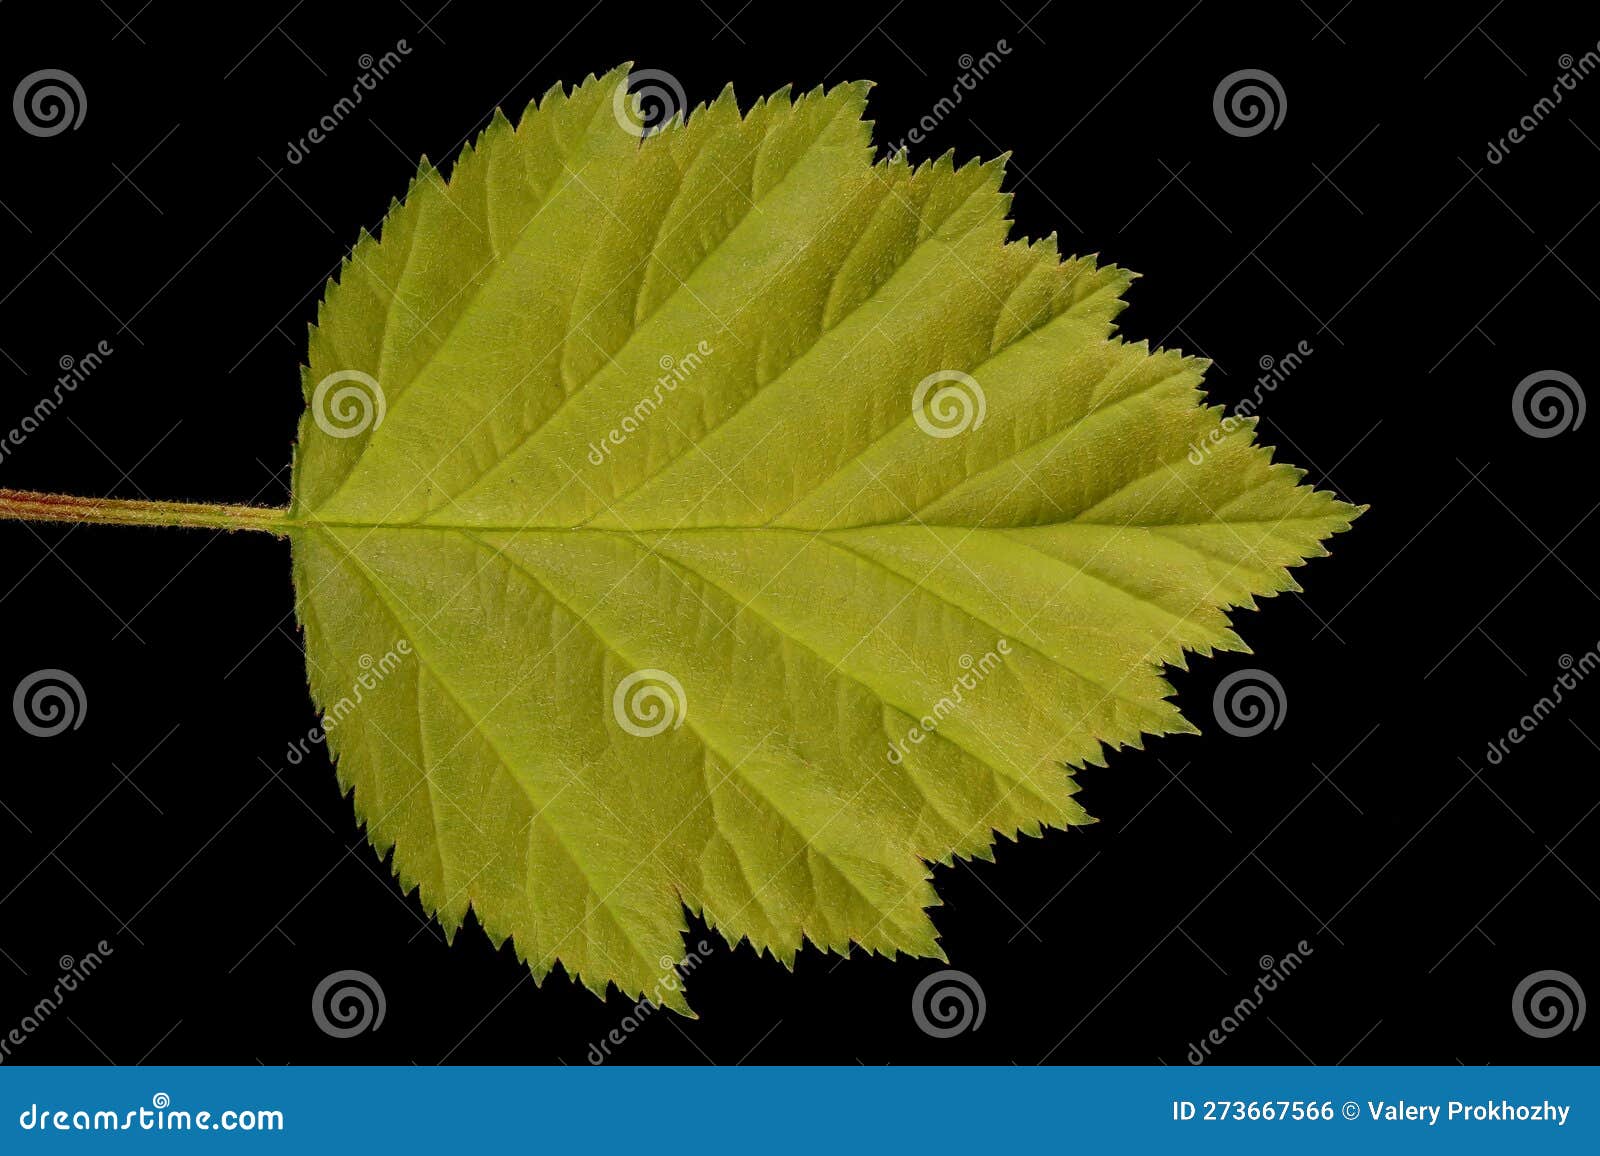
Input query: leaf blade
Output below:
<box><xmin>292</xmin><ymin>69</ymin><xmax>1360</xmax><ymax>1009</ymax></box>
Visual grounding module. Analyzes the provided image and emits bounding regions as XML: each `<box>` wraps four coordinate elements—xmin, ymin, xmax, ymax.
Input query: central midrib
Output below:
<box><xmin>284</xmin><ymin>514</ymin><xmax>1329</xmax><ymax>534</ymax></box>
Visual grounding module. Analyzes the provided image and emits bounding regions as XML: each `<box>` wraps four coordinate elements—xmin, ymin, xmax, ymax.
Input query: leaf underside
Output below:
<box><xmin>289</xmin><ymin>66</ymin><xmax>1359</xmax><ymax>1012</ymax></box>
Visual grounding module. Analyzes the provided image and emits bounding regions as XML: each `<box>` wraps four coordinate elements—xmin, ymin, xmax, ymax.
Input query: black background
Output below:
<box><xmin>1</xmin><ymin>0</ymin><xmax>1597</xmax><ymax>1066</ymax></box>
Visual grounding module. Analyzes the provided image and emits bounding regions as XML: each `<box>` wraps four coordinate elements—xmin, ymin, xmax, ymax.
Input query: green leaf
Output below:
<box><xmin>288</xmin><ymin>65</ymin><xmax>1359</xmax><ymax>1012</ymax></box>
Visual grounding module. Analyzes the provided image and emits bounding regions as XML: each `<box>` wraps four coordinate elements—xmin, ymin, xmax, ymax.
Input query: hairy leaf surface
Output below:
<box><xmin>290</xmin><ymin>66</ymin><xmax>1359</xmax><ymax>1011</ymax></box>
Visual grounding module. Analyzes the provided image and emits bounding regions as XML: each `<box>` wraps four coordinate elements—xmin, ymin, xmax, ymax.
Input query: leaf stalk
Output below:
<box><xmin>0</xmin><ymin>489</ymin><xmax>294</xmax><ymax>534</ymax></box>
